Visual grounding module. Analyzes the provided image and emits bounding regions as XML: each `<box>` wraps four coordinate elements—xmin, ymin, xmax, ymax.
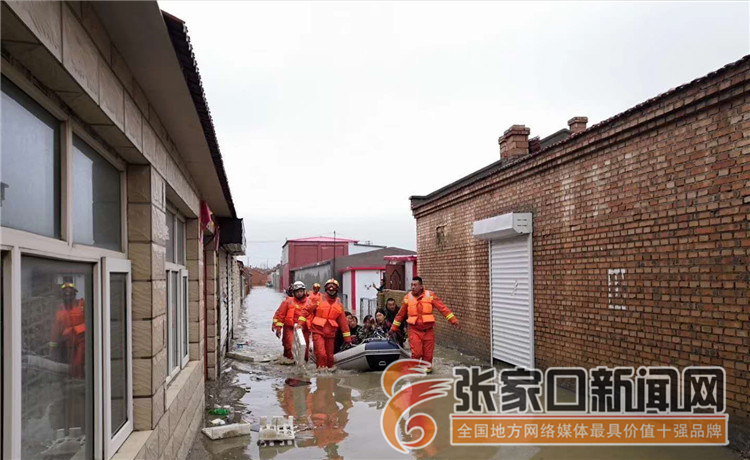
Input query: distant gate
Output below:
<box><xmin>359</xmin><ymin>297</ymin><xmax>378</xmax><ymax>321</ymax></box>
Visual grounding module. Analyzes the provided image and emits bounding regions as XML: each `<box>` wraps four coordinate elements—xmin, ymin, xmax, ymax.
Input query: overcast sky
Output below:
<box><xmin>162</xmin><ymin>1</ymin><xmax>749</xmax><ymax>268</ymax></box>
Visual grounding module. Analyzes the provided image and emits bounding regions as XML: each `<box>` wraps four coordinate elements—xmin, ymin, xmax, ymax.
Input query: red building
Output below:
<box><xmin>280</xmin><ymin>236</ymin><xmax>357</xmax><ymax>290</ymax></box>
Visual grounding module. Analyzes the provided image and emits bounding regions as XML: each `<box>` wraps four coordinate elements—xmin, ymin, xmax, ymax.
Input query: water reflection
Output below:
<box><xmin>277</xmin><ymin>376</ymin><xmax>352</xmax><ymax>458</ymax></box>
<box><xmin>191</xmin><ymin>288</ymin><xmax>744</xmax><ymax>460</ymax></box>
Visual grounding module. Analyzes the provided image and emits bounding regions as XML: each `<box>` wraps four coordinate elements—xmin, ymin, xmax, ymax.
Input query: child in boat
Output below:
<box><xmin>347</xmin><ymin>314</ymin><xmax>362</xmax><ymax>345</ymax></box>
<box><xmin>358</xmin><ymin>314</ymin><xmax>385</xmax><ymax>342</ymax></box>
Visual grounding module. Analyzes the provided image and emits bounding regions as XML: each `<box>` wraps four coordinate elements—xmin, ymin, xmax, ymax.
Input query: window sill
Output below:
<box><xmin>166</xmin><ymin>360</ymin><xmax>200</xmax><ymax>411</ymax></box>
<box><xmin>111</xmin><ymin>431</ymin><xmax>151</xmax><ymax>460</ymax></box>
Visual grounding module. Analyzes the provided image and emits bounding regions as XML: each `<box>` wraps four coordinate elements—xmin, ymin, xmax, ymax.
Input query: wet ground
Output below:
<box><xmin>188</xmin><ymin>287</ymin><xmax>744</xmax><ymax>460</ymax></box>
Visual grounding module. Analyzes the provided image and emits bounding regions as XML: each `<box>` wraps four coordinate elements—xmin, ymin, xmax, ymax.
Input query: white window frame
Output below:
<box><xmin>3</xmin><ymin>248</ymin><xmax>105</xmax><ymax>459</ymax></box>
<box><xmin>102</xmin><ymin>258</ymin><xmax>133</xmax><ymax>459</ymax></box>
<box><xmin>70</xmin><ymin>128</ymin><xmax>127</xmax><ymax>254</ymax></box>
<box><xmin>166</xmin><ymin>266</ymin><xmax>180</xmax><ymax>382</ymax></box>
<box><xmin>1</xmin><ymin>63</ymin><xmax>130</xmax><ymax>460</ymax></box>
<box><xmin>166</xmin><ymin>205</ymin><xmax>186</xmax><ymax>266</ymax></box>
<box><xmin>181</xmin><ymin>268</ymin><xmax>189</xmax><ymax>367</ymax></box>
<box><xmin>165</xmin><ymin>264</ymin><xmax>189</xmax><ymax>381</ymax></box>
<box><xmin>165</xmin><ymin>203</ymin><xmax>189</xmax><ymax>384</ymax></box>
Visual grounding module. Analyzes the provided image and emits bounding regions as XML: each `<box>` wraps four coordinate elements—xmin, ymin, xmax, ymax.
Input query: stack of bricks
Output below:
<box><xmin>412</xmin><ymin>56</ymin><xmax>750</xmax><ymax>427</ymax></box>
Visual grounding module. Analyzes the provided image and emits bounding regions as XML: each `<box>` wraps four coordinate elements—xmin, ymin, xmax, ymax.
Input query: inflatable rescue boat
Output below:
<box><xmin>294</xmin><ymin>326</ymin><xmax>410</xmax><ymax>371</ymax></box>
<box><xmin>334</xmin><ymin>338</ymin><xmax>410</xmax><ymax>372</ymax></box>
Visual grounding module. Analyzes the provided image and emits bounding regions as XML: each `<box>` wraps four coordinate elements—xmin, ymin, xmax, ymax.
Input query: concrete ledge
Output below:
<box><xmin>166</xmin><ymin>360</ymin><xmax>200</xmax><ymax>410</ymax></box>
<box><xmin>473</xmin><ymin>212</ymin><xmax>532</xmax><ymax>240</ymax></box>
<box><xmin>111</xmin><ymin>430</ymin><xmax>152</xmax><ymax>460</ymax></box>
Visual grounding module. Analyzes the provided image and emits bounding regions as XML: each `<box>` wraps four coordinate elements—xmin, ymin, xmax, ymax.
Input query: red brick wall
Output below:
<box><xmin>248</xmin><ymin>268</ymin><xmax>270</xmax><ymax>286</ymax></box>
<box><xmin>413</xmin><ymin>58</ymin><xmax>750</xmax><ymax>420</ymax></box>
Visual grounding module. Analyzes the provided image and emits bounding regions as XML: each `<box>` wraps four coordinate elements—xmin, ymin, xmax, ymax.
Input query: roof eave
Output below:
<box><xmin>92</xmin><ymin>2</ymin><xmax>235</xmax><ymax>218</ymax></box>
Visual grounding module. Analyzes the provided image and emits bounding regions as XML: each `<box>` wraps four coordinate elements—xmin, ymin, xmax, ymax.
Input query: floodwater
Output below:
<box><xmin>188</xmin><ymin>287</ymin><xmax>743</xmax><ymax>460</ymax></box>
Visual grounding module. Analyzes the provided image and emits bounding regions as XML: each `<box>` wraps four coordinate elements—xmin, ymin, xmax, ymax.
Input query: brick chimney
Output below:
<box><xmin>528</xmin><ymin>136</ymin><xmax>541</xmax><ymax>154</ymax></box>
<box><xmin>568</xmin><ymin>116</ymin><xmax>588</xmax><ymax>134</ymax></box>
<box><xmin>499</xmin><ymin>124</ymin><xmax>530</xmax><ymax>160</ymax></box>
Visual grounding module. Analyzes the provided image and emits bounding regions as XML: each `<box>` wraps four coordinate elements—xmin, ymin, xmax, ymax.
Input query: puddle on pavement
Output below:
<box><xmin>189</xmin><ymin>287</ymin><xmax>743</xmax><ymax>460</ymax></box>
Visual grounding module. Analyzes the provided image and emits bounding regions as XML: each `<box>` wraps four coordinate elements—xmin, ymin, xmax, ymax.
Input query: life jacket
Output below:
<box><xmin>53</xmin><ymin>299</ymin><xmax>86</xmax><ymax>343</ymax></box>
<box><xmin>284</xmin><ymin>297</ymin><xmax>308</xmax><ymax>326</ymax></box>
<box><xmin>312</xmin><ymin>296</ymin><xmax>343</xmax><ymax>329</ymax></box>
<box><xmin>405</xmin><ymin>290</ymin><xmax>435</xmax><ymax>325</ymax></box>
<box><xmin>308</xmin><ymin>291</ymin><xmax>322</xmax><ymax>307</ymax></box>
<box><xmin>51</xmin><ymin>299</ymin><xmax>86</xmax><ymax>378</ymax></box>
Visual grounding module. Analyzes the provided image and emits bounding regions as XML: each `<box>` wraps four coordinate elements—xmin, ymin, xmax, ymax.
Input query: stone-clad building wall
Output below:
<box><xmin>2</xmin><ymin>2</ymin><xmax>212</xmax><ymax>458</ymax></box>
<box><xmin>412</xmin><ymin>57</ymin><xmax>749</xmax><ymax>425</ymax></box>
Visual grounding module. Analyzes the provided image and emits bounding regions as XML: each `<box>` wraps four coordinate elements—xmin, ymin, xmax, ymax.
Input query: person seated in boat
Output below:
<box><xmin>374</xmin><ymin>310</ymin><xmax>388</xmax><ymax>334</ymax></box>
<box><xmin>347</xmin><ymin>314</ymin><xmax>362</xmax><ymax>345</ymax></box>
<box><xmin>357</xmin><ymin>315</ymin><xmax>375</xmax><ymax>342</ymax></box>
<box><xmin>335</xmin><ymin>311</ymin><xmax>354</xmax><ymax>352</ymax></box>
<box><xmin>360</xmin><ymin>311</ymin><xmax>389</xmax><ymax>342</ymax></box>
<box><xmin>382</xmin><ymin>298</ymin><xmax>405</xmax><ymax>345</ymax></box>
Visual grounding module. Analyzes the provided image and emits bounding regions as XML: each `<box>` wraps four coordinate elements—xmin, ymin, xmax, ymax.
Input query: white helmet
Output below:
<box><xmin>291</xmin><ymin>281</ymin><xmax>306</xmax><ymax>291</ymax></box>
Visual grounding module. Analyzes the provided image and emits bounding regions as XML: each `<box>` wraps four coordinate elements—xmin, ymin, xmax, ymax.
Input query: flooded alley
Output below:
<box><xmin>187</xmin><ymin>287</ymin><xmax>742</xmax><ymax>460</ymax></box>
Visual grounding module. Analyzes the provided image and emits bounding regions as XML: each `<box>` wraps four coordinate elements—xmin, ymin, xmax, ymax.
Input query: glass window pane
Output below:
<box><xmin>1</xmin><ymin>77</ymin><xmax>60</xmax><ymax>238</ymax></box>
<box><xmin>182</xmin><ymin>276</ymin><xmax>188</xmax><ymax>359</ymax></box>
<box><xmin>21</xmin><ymin>256</ymin><xmax>93</xmax><ymax>460</ymax></box>
<box><xmin>72</xmin><ymin>137</ymin><xmax>121</xmax><ymax>251</ymax></box>
<box><xmin>176</xmin><ymin>220</ymin><xmax>185</xmax><ymax>266</ymax></box>
<box><xmin>165</xmin><ymin>211</ymin><xmax>175</xmax><ymax>264</ymax></box>
<box><xmin>170</xmin><ymin>271</ymin><xmax>178</xmax><ymax>371</ymax></box>
<box><xmin>109</xmin><ymin>272</ymin><xmax>128</xmax><ymax>435</ymax></box>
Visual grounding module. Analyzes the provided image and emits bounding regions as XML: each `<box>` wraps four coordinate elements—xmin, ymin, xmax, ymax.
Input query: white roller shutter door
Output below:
<box><xmin>490</xmin><ymin>234</ymin><xmax>534</xmax><ymax>368</ymax></box>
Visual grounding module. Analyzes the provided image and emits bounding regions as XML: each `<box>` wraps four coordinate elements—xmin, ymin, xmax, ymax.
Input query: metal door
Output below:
<box><xmin>490</xmin><ymin>235</ymin><xmax>534</xmax><ymax>368</ymax></box>
<box><xmin>386</xmin><ymin>263</ymin><xmax>405</xmax><ymax>290</ymax></box>
<box><xmin>227</xmin><ymin>254</ymin><xmax>233</xmax><ymax>345</ymax></box>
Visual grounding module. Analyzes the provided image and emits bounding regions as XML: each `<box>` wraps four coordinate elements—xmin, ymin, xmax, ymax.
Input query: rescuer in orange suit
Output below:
<box><xmin>272</xmin><ymin>281</ymin><xmax>310</xmax><ymax>362</ymax></box>
<box><xmin>308</xmin><ymin>282</ymin><xmax>322</xmax><ymax>308</ymax></box>
<box><xmin>50</xmin><ymin>282</ymin><xmax>86</xmax><ymax>378</ymax></box>
<box><xmin>390</xmin><ymin>276</ymin><xmax>458</xmax><ymax>372</ymax></box>
<box><xmin>304</xmin><ymin>279</ymin><xmax>351</xmax><ymax>369</ymax></box>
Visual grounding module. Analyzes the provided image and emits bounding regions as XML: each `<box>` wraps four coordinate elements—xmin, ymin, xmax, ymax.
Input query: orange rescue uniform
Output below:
<box><xmin>273</xmin><ymin>296</ymin><xmax>311</xmax><ymax>361</ymax></box>
<box><xmin>50</xmin><ymin>299</ymin><xmax>86</xmax><ymax>378</ymax></box>
<box><xmin>391</xmin><ymin>290</ymin><xmax>457</xmax><ymax>366</ymax></box>
<box><xmin>308</xmin><ymin>291</ymin><xmax>322</xmax><ymax>308</ymax></box>
<box><xmin>305</xmin><ymin>294</ymin><xmax>351</xmax><ymax>368</ymax></box>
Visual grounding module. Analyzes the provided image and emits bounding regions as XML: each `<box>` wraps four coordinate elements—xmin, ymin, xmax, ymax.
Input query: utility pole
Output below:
<box><xmin>332</xmin><ymin>230</ymin><xmax>336</xmax><ymax>279</ymax></box>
